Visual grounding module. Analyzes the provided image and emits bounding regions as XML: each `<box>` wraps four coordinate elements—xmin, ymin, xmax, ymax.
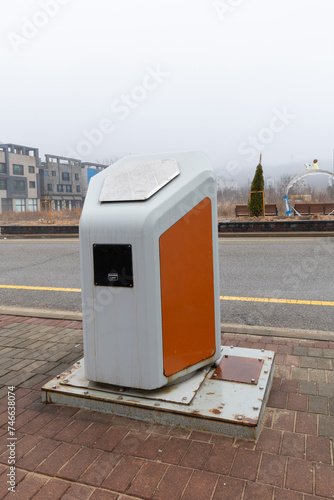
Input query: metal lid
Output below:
<box><xmin>99</xmin><ymin>158</ymin><xmax>180</xmax><ymax>202</ymax></box>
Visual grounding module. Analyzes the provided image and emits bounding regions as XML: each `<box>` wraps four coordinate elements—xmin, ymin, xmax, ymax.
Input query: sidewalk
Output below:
<box><xmin>0</xmin><ymin>314</ymin><xmax>333</xmax><ymax>499</ymax></box>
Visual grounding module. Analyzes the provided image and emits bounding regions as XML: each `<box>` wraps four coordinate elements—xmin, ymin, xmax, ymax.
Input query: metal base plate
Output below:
<box><xmin>41</xmin><ymin>346</ymin><xmax>275</xmax><ymax>440</ymax></box>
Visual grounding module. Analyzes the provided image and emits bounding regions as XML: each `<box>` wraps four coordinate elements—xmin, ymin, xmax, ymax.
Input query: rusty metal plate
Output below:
<box><xmin>212</xmin><ymin>355</ymin><xmax>263</xmax><ymax>384</ymax></box>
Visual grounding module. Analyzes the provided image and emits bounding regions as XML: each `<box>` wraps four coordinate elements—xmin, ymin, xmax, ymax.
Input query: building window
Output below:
<box><xmin>55</xmin><ymin>200</ymin><xmax>62</xmax><ymax>211</ymax></box>
<box><xmin>39</xmin><ymin>168</ymin><xmax>45</xmax><ymax>174</ymax></box>
<box><xmin>28</xmin><ymin>199</ymin><xmax>38</xmax><ymax>212</ymax></box>
<box><xmin>13</xmin><ymin>164</ymin><xmax>24</xmax><ymax>175</ymax></box>
<box><xmin>0</xmin><ymin>179</ymin><xmax>6</xmax><ymax>190</ymax></box>
<box><xmin>29</xmin><ymin>181</ymin><xmax>36</xmax><ymax>188</ymax></box>
<box><xmin>47</xmin><ymin>184</ymin><xmax>52</xmax><ymax>192</ymax></box>
<box><xmin>14</xmin><ymin>199</ymin><xmax>26</xmax><ymax>212</ymax></box>
<box><xmin>62</xmin><ymin>172</ymin><xmax>70</xmax><ymax>181</ymax></box>
<box><xmin>1</xmin><ymin>199</ymin><xmax>12</xmax><ymax>212</ymax></box>
<box><xmin>52</xmin><ymin>171</ymin><xmax>56</xmax><ymax>177</ymax></box>
<box><xmin>66</xmin><ymin>185</ymin><xmax>72</xmax><ymax>193</ymax></box>
<box><xmin>76</xmin><ymin>185</ymin><xmax>81</xmax><ymax>193</ymax></box>
<box><xmin>75</xmin><ymin>173</ymin><xmax>79</xmax><ymax>180</ymax></box>
<box><xmin>0</xmin><ymin>163</ymin><xmax>6</xmax><ymax>174</ymax></box>
<box><xmin>57</xmin><ymin>184</ymin><xmax>63</xmax><ymax>192</ymax></box>
<box><xmin>14</xmin><ymin>180</ymin><xmax>25</xmax><ymax>191</ymax></box>
<box><xmin>28</xmin><ymin>166</ymin><xmax>35</xmax><ymax>173</ymax></box>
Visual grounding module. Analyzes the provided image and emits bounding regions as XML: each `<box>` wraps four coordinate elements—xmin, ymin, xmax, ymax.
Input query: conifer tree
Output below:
<box><xmin>248</xmin><ymin>155</ymin><xmax>264</xmax><ymax>216</ymax></box>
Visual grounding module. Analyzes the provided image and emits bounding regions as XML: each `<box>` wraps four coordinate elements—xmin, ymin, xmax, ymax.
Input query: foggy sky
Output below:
<box><xmin>1</xmin><ymin>0</ymin><xmax>333</xmax><ymax>183</ymax></box>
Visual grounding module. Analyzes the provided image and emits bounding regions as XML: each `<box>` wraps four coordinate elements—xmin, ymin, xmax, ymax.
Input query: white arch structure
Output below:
<box><xmin>284</xmin><ymin>169</ymin><xmax>334</xmax><ymax>216</ymax></box>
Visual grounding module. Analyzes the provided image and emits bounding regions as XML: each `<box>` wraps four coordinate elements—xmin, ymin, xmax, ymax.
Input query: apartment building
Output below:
<box><xmin>0</xmin><ymin>143</ymin><xmax>40</xmax><ymax>214</ymax></box>
<box><xmin>40</xmin><ymin>154</ymin><xmax>84</xmax><ymax>210</ymax></box>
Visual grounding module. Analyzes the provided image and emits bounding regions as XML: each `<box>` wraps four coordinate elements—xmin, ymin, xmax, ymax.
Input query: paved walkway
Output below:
<box><xmin>0</xmin><ymin>314</ymin><xmax>333</xmax><ymax>499</ymax></box>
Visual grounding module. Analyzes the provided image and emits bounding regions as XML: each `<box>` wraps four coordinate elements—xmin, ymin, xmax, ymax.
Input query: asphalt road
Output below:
<box><xmin>0</xmin><ymin>237</ymin><xmax>333</xmax><ymax>332</ymax></box>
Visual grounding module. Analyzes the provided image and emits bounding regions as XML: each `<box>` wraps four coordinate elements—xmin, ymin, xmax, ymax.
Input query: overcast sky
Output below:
<box><xmin>1</xmin><ymin>0</ymin><xmax>333</xmax><ymax>183</ymax></box>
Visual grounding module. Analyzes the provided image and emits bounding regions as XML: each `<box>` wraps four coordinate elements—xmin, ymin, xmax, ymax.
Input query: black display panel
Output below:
<box><xmin>93</xmin><ymin>244</ymin><xmax>133</xmax><ymax>287</ymax></box>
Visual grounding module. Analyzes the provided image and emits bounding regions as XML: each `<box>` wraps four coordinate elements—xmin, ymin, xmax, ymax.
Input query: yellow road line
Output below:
<box><xmin>0</xmin><ymin>285</ymin><xmax>332</xmax><ymax>306</ymax></box>
<box><xmin>0</xmin><ymin>285</ymin><xmax>81</xmax><ymax>292</ymax></box>
<box><xmin>220</xmin><ymin>296</ymin><xmax>334</xmax><ymax>307</ymax></box>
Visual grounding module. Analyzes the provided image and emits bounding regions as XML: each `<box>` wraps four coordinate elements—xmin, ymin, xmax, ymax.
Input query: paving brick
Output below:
<box><xmin>127</xmin><ymin>460</ymin><xmax>167</xmax><ymax>499</ymax></box>
<box><xmin>133</xmin><ymin>433</ymin><xmax>168</xmax><ymax>460</ymax></box>
<box><xmin>287</xmin><ymin>393</ymin><xmax>307</xmax><ymax>412</ymax></box>
<box><xmin>281</xmin><ymin>379</ymin><xmax>299</xmax><ymax>393</ymax></box>
<box><xmin>230</xmin><ymin>449</ymin><xmax>261</xmax><ymax>481</ymax></box>
<box><xmin>308</xmin><ymin>348</ymin><xmax>323</xmax><ymax>357</ymax></box>
<box><xmin>275</xmin><ymin>365</ymin><xmax>291</xmax><ymax>379</ymax></box>
<box><xmin>113</xmin><ymin>430</ymin><xmax>148</xmax><ymax>455</ymax></box>
<box><xmin>258</xmin><ymin>452</ymin><xmax>286</xmax><ymax>487</ymax></box>
<box><xmin>308</xmin><ymin>395</ymin><xmax>328</xmax><ymax>414</ymax></box>
<box><xmin>327</xmin><ymin>371</ymin><xmax>334</xmax><ymax>383</ymax></box>
<box><xmin>59</xmin><ymin>483</ymin><xmax>94</xmax><ymax>500</ymax></box>
<box><xmin>330</xmin><ymin>397</ymin><xmax>334</xmax><ymax>416</ymax></box>
<box><xmin>291</xmin><ymin>367</ymin><xmax>308</xmax><ymax>381</ymax></box>
<box><xmin>32</xmin><ymin>478</ymin><xmax>71</xmax><ymax>499</ymax></box>
<box><xmin>79</xmin><ymin>450</ymin><xmax>122</xmax><ymax>487</ymax></box>
<box><xmin>57</xmin><ymin>446</ymin><xmax>101</xmax><ymax>481</ymax></box>
<box><xmin>53</xmin><ymin>419</ymin><xmax>92</xmax><ymax>443</ymax></box>
<box><xmin>268</xmin><ymin>390</ymin><xmax>288</xmax><ymax>409</ymax></box>
<box><xmin>315</xmin><ymin>462</ymin><xmax>334</xmax><ymax>498</ymax></box>
<box><xmin>38</xmin><ymin>415</ymin><xmax>73</xmax><ymax>438</ymax></box>
<box><xmin>318</xmin><ymin>382</ymin><xmax>334</xmax><ymax>397</ymax></box>
<box><xmin>243</xmin><ymin>481</ymin><xmax>274</xmax><ymax>499</ymax></box>
<box><xmin>7</xmin><ymin>472</ymin><xmax>48</xmax><ymax>498</ymax></box>
<box><xmin>309</xmin><ymin>369</ymin><xmax>327</xmax><ymax>383</ymax></box>
<box><xmin>205</xmin><ymin>443</ymin><xmax>236</xmax><ymax>475</ymax></box>
<box><xmin>298</xmin><ymin>381</ymin><xmax>317</xmax><ymax>395</ymax></box>
<box><xmin>89</xmin><ymin>490</ymin><xmax>118</xmax><ymax>500</ymax></box>
<box><xmin>102</xmin><ymin>456</ymin><xmax>144</xmax><ymax>492</ymax></box>
<box><xmin>272</xmin><ymin>409</ymin><xmax>295</xmax><ymax>432</ymax></box>
<box><xmin>93</xmin><ymin>426</ymin><xmax>128</xmax><ymax>452</ymax></box>
<box><xmin>306</xmin><ymin>435</ymin><xmax>332</xmax><ymax>464</ymax></box>
<box><xmin>189</xmin><ymin>430</ymin><xmax>212</xmax><ymax>442</ymax></box>
<box><xmin>285</xmin><ymin>355</ymin><xmax>300</xmax><ymax>367</ymax></box>
<box><xmin>17</xmin><ymin>438</ymin><xmax>60</xmax><ymax>471</ymax></box>
<box><xmin>15</xmin><ymin>409</ymin><xmax>40</xmax><ymax>430</ymax></box>
<box><xmin>273</xmin><ymin>487</ymin><xmax>303</xmax><ymax>499</ymax></box>
<box><xmin>318</xmin><ymin>415</ymin><xmax>334</xmax><ymax>437</ymax></box>
<box><xmin>36</xmin><ymin>442</ymin><xmax>80</xmax><ymax>475</ymax></box>
<box><xmin>182</xmin><ymin>470</ymin><xmax>218</xmax><ymax>500</ymax></box>
<box><xmin>280</xmin><ymin>432</ymin><xmax>305</xmax><ymax>459</ymax></box>
<box><xmin>153</xmin><ymin>465</ymin><xmax>192</xmax><ymax>500</ymax></box>
<box><xmin>212</xmin><ymin>475</ymin><xmax>245</xmax><ymax>500</ymax></box>
<box><xmin>317</xmin><ymin>357</ymin><xmax>332</xmax><ymax>370</ymax></box>
<box><xmin>299</xmin><ymin>357</ymin><xmax>317</xmax><ymax>368</ymax></box>
<box><xmin>158</xmin><ymin>437</ymin><xmax>190</xmax><ymax>465</ymax></box>
<box><xmin>256</xmin><ymin>428</ymin><xmax>282</xmax><ymax>453</ymax></box>
<box><xmin>323</xmin><ymin>348</ymin><xmax>334</xmax><ymax>358</ymax></box>
<box><xmin>19</xmin><ymin>412</ymin><xmax>55</xmax><ymax>435</ymax></box>
<box><xmin>285</xmin><ymin>457</ymin><xmax>314</xmax><ymax>494</ymax></box>
<box><xmin>180</xmin><ymin>440</ymin><xmax>213</xmax><ymax>469</ymax></box>
<box><xmin>20</xmin><ymin>373</ymin><xmax>51</xmax><ymax>389</ymax></box>
<box><xmin>293</xmin><ymin>346</ymin><xmax>308</xmax><ymax>356</ymax></box>
<box><xmin>295</xmin><ymin>412</ymin><xmax>317</xmax><ymax>435</ymax></box>
<box><xmin>72</xmin><ymin>421</ymin><xmax>109</xmax><ymax>447</ymax></box>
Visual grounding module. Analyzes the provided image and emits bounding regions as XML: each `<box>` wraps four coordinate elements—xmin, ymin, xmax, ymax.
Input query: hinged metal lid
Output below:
<box><xmin>99</xmin><ymin>158</ymin><xmax>180</xmax><ymax>202</ymax></box>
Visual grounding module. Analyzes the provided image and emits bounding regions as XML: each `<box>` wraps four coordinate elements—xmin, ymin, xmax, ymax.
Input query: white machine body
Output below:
<box><xmin>79</xmin><ymin>151</ymin><xmax>220</xmax><ymax>390</ymax></box>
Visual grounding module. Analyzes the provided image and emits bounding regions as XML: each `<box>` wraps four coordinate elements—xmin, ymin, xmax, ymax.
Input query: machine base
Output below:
<box><xmin>41</xmin><ymin>346</ymin><xmax>275</xmax><ymax>440</ymax></box>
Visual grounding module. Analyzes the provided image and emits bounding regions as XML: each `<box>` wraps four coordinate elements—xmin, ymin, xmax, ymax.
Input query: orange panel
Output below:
<box><xmin>159</xmin><ymin>197</ymin><xmax>216</xmax><ymax>377</ymax></box>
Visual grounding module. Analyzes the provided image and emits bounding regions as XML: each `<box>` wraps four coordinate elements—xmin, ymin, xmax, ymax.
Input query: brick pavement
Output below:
<box><xmin>0</xmin><ymin>314</ymin><xmax>333</xmax><ymax>499</ymax></box>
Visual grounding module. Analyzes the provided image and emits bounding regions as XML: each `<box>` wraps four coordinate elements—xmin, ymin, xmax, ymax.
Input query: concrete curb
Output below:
<box><xmin>0</xmin><ymin>306</ymin><xmax>333</xmax><ymax>342</ymax></box>
<box><xmin>218</xmin><ymin>232</ymin><xmax>334</xmax><ymax>238</ymax></box>
<box><xmin>222</xmin><ymin>322</ymin><xmax>334</xmax><ymax>342</ymax></box>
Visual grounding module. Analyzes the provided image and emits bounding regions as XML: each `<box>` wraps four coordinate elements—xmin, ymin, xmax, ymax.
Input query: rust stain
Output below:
<box><xmin>210</xmin><ymin>409</ymin><xmax>221</xmax><ymax>415</ymax></box>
